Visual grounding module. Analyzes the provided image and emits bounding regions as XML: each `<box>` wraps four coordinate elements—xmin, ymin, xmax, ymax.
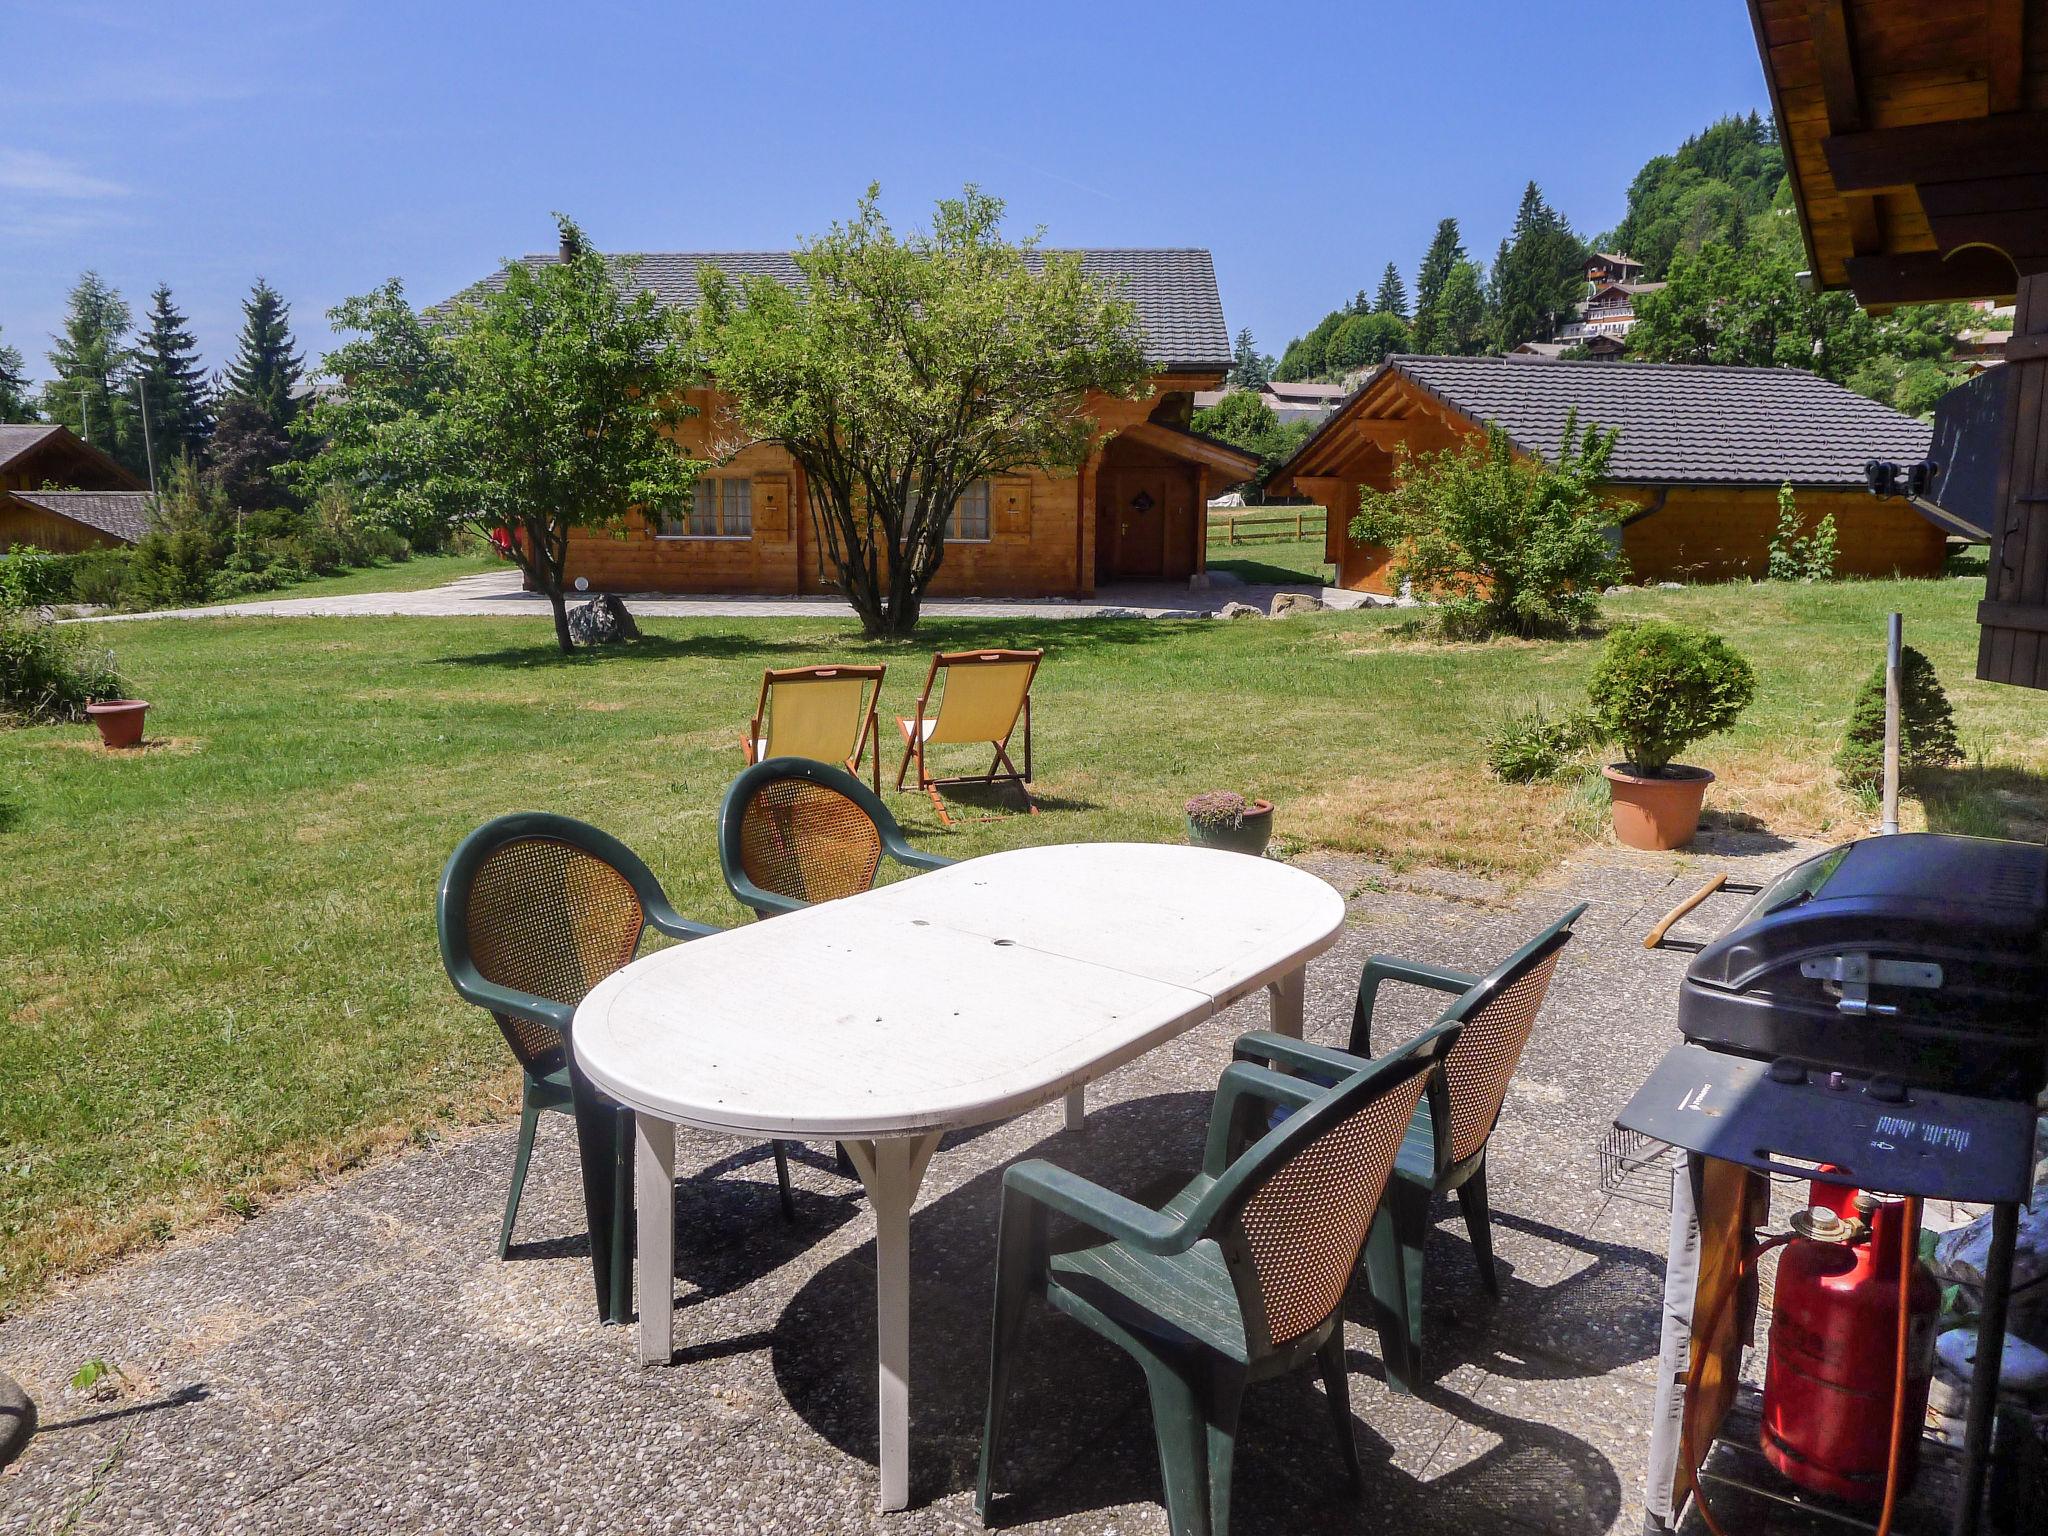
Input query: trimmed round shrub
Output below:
<box><xmin>1835</xmin><ymin>645</ymin><xmax>1962</xmax><ymax>792</ymax></box>
<box><xmin>1586</xmin><ymin>621</ymin><xmax>1756</xmax><ymax>775</ymax></box>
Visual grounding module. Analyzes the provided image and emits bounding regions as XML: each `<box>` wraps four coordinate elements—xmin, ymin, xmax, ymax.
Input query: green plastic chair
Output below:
<box><xmin>437</xmin><ymin>811</ymin><xmax>795</xmax><ymax>1324</ymax></box>
<box><xmin>977</xmin><ymin>1025</ymin><xmax>1459</xmax><ymax>1536</ymax></box>
<box><xmin>1234</xmin><ymin>904</ymin><xmax>1584</xmax><ymax>1394</ymax></box>
<box><xmin>718</xmin><ymin>756</ymin><xmax>952</xmax><ymax>919</ymax></box>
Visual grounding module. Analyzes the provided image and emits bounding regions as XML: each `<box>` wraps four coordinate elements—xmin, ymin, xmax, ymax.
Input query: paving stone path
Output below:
<box><xmin>5</xmin><ymin>833</ymin><xmax>1958</xmax><ymax>1534</ymax></box>
<box><xmin>71</xmin><ymin>570</ymin><xmax>1378</xmax><ymax>625</ymax></box>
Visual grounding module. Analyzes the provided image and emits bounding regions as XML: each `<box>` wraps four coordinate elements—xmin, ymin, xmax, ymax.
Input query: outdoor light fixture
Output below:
<box><xmin>1863</xmin><ymin>458</ymin><xmax>1937</xmax><ymax>499</ymax></box>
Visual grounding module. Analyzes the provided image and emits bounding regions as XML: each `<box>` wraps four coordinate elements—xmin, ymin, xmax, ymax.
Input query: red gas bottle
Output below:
<box><xmin>1760</xmin><ymin>1187</ymin><xmax>1938</xmax><ymax>1503</ymax></box>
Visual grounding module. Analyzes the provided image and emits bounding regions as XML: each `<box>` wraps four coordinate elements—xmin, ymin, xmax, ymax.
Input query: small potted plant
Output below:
<box><xmin>1184</xmin><ymin>791</ymin><xmax>1274</xmax><ymax>856</ymax></box>
<box><xmin>1587</xmin><ymin>622</ymin><xmax>1756</xmax><ymax>850</ymax></box>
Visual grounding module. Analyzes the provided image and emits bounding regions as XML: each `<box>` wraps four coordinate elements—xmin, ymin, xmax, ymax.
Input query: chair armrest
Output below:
<box><xmin>1001</xmin><ymin>1158</ymin><xmax>1188</xmax><ymax>1255</ymax></box>
<box><xmin>645</xmin><ymin>902</ymin><xmax>721</xmax><ymax>942</ymax></box>
<box><xmin>724</xmin><ymin>871</ymin><xmax>806</xmax><ymax>918</ymax></box>
<box><xmin>1231</xmin><ymin>1031</ymin><xmax>1368</xmax><ymax>1079</ymax></box>
<box><xmin>449</xmin><ymin>969</ymin><xmax>575</xmax><ymax>1036</ymax></box>
<box><xmin>1352</xmin><ymin>955</ymin><xmax>1480</xmax><ymax>1055</ymax></box>
<box><xmin>1204</xmin><ymin>1062</ymin><xmax>1327</xmax><ymax>1173</ymax></box>
<box><xmin>890</xmin><ymin>846</ymin><xmax>955</xmax><ymax>873</ymax></box>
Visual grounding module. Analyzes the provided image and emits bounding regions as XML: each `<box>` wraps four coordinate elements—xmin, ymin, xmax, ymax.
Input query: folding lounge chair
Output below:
<box><xmin>742</xmin><ymin>664</ymin><xmax>887</xmax><ymax>793</ymax></box>
<box><xmin>895</xmin><ymin>648</ymin><xmax>1041</xmax><ymax>825</ymax></box>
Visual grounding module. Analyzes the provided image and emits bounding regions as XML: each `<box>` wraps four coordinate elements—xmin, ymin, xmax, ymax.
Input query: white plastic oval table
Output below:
<box><xmin>572</xmin><ymin>841</ymin><xmax>1347</xmax><ymax>1511</ymax></box>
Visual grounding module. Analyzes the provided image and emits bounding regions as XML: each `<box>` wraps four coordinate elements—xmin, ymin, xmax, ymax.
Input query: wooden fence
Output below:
<box><xmin>1205</xmin><ymin>506</ymin><xmax>1328</xmax><ymax>546</ymax></box>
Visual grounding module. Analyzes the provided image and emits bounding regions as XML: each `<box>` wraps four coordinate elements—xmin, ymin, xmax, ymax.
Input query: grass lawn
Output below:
<box><xmin>1206</xmin><ymin>533</ymin><xmax>1333</xmax><ymax>587</ymax></box>
<box><xmin>224</xmin><ymin>549</ymin><xmax>504</xmax><ymax>603</ymax></box>
<box><xmin>4</xmin><ymin>573</ymin><xmax>2044</xmax><ymax>1312</ymax></box>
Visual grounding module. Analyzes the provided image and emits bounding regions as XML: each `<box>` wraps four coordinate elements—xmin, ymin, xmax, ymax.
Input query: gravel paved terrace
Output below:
<box><xmin>0</xmin><ymin>832</ymin><xmax>1955</xmax><ymax>1535</ymax></box>
<box><xmin>70</xmin><ymin>570</ymin><xmax>1377</xmax><ymax>624</ymax></box>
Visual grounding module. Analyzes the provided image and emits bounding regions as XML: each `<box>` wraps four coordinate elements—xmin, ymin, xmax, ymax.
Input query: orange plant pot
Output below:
<box><xmin>1603</xmin><ymin>764</ymin><xmax>1712</xmax><ymax>851</ymax></box>
<box><xmin>85</xmin><ymin>699</ymin><xmax>149</xmax><ymax>750</ymax></box>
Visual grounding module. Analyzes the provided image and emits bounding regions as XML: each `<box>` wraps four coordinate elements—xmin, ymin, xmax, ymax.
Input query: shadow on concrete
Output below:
<box><xmin>767</xmin><ymin>1091</ymin><xmax>1627</xmax><ymax>1529</ymax></box>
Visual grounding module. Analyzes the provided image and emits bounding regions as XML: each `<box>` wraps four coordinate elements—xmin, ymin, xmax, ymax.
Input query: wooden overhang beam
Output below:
<box><xmin>1808</xmin><ymin>0</ymin><xmax>1884</xmax><ymax>254</ymax></box>
<box><xmin>1988</xmin><ymin>0</ymin><xmax>2026</xmax><ymax>115</ymax></box>
<box><xmin>1114</xmin><ymin>419</ymin><xmax>1262</xmax><ymax>480</ymax></box>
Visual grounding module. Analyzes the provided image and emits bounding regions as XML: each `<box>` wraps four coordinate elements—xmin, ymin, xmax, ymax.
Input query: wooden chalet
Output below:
<box><xmin>1269</xmin><ymin>354</ymin><xmax>1942</xmax><ymax>590</ymax></box>
<box><xmin>1587</xmin><ymin>251</ymin><xmax>1646</xmax><ymax>285</ymax></box>
<box><xmin>454</xmin><ymin>247</ymin><xmax>1258</xmax><ymax>598</ymax></box>
<box><xmin>1743</xmin><ymin>0</ymin><xmax>2048</xmax><ymax>686</ymax></box>
<box><xmin>0</xmin><ymin>424</ymin><xmax>153</xmax><ymax>554</ymax></box>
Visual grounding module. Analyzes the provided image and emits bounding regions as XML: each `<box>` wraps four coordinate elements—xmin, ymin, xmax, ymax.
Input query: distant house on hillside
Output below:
<box><xmin>450</xmin><ymin>244</ymin><xmax>1257</xmax><ymax>596</ymax></box>
<box><xmin>1268</xmin><ymin>354</ymin><xmax>1944</xmax><ymax>589</ymax></box>
<box><xmin>0</xmin><ymin>424</ymin><xmax>153</xmax><ymax>554</ymax></box>
<box><xmin>1193</xmin><ymin>379</ymin><xmax>1347</xmax><ymax>424</ymax></box>
<box><xmin>1587</xmin><ymin>251</ymin><xmax>1646</xmax><ymax>286</ymax></box>
<box><xmin>1559</xmin><ymin>281</ymin><xmax>1667</xmax><ymax>346</ymax></box>
<box><xmin>1514</xmin><ymin>335</ymin><xmax>1627</xmax><ymax>361</ymax></box>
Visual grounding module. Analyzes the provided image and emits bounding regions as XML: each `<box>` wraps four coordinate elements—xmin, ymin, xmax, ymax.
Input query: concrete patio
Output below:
<box><xmin>0</xmin><ymin>832</ymin><xmax>1966</xmax><ymax>1534</ymax></box>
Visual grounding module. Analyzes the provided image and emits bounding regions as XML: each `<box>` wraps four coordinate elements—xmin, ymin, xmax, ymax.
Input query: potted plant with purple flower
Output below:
<box><xmin>1184</xmin><ymin>791</ymin><xmax>1274</xmax><ymax>856</ymax></box>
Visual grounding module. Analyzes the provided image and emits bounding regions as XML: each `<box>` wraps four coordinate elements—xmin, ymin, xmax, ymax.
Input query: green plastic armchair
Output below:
<box><xmin>977</xmin><ymin>1024</ymin><xmax>1459</xmax><ymax>1536</ymax></box>
<box><xmin>1234</xmin><ymin>904</ymin><xmax>1584</xmax><ymax>1394</ymax></box>
<box><xmin>437</xmin><ymin>811</ymin><xmax>795</xmax><ymax>1324</ymax></box>
<box><xmin>718</xmin><ymin>756</ymin><xmax>952</xmax><ymax>919</ymax></box>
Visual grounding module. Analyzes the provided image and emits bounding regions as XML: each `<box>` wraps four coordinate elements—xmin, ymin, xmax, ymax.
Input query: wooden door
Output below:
<box><xmin>1100</xmin><ymin>469</ymin><xmax>1168</xmax><ymax>580</ymax></box>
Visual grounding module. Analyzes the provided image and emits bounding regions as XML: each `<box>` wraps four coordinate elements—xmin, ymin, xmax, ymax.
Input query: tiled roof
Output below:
<box><xmin>1290</xmin><ymin>354</ymin><xmax>1934</xmax><ymax>487</ymax></box>
<box><xmin>0</xmin><ymin>423</ymin><xmax>63</xmax><ymax>471</ymax></box>
<box><xmin>9</xmin><ymin>489</ymin><xmax>155</xmax><ymax>544</ymax></box>
<box><xmin>456</xmin><ymin>248</ymin><xmax>1232</xmax><ymax>371</ymax></box>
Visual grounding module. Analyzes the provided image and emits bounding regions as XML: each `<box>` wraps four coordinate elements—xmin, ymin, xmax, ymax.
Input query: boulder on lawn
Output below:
<box><xmin>1218</xmin><ymin>601</ymin><xmax>1263</xmax><ymax>620</ymax></box>
<box><xmin>567</xmin><ymin>593</ymin><xmax>642</xmax><ymax>646</ymax></box>
<box><xmin>1269</xmin><ymin>592</ymin><xmax>1325</xmax><ymax>617</ymax></box>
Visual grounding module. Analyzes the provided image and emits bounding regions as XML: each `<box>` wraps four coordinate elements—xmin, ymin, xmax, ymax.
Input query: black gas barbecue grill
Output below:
<box><xmin>1619</xmin><ymin>832</ymin><xmax>2047</xmax><ymax>1536</ymax></box>
<box><xmin>1676</xmin><ymin>832</ymin><xmax>2048</xmax><ymax>1100</ymax></box>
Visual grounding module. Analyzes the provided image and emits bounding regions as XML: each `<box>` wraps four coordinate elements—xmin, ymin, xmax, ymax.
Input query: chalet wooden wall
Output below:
<box><xmin>558</xmin><ymin>383</ymin><xmax>1205</xmax><ymax>599</ymax></box>
<box><xmin>0</xmin><ymin>502</ymin><xmax>125</xmax><ymax>555</ymax></box>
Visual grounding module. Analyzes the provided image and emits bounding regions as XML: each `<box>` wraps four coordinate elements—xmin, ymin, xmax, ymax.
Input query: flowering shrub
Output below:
<box><xmin>1184</xmin><ymin>791</ymin><xmax>1251</xmax><ymax>830</ymax></box>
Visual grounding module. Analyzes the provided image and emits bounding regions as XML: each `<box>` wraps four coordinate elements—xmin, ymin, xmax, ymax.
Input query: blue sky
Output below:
<box><xmin>1</xmin><ymin>1</ymin><xmax>1772</xmax><ymax>384</ymax></box>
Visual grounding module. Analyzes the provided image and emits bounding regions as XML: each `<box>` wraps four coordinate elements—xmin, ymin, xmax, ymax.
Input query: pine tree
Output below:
<box><xmin>134</xmin><ymin>284</ymin><xmax>212</xmax><ymax>464</ymax></box>
<box><xmin>1372</xmin><ymin>262</ymin><xmax>1409</xmax><ymax>321</ymax></box>
<box><xmin>1488</xmin><ymin>182</ymin><xmax>1588</xmax><ymax>352</ymax></box>
<box><xmin>1227</xmin><ymin>327</ymin><xmax>1272</xmax><ymax>390</ymax></box>
<box><xmin>0</xmin><ymin>323</ymin><xmax>34</xmax><ymax>422</ymax></box>
<box><xmin>1410</xmin><ymin>219</ymin><xmax>1468</xmax><ymax>354</ymax></box>
<box><xmin>221</xmin><ymin>278</ymin><xmax>304</xmax><ymax>426</ymax></box>
<box><xmin>43</xmin><ymin>272</ymin><xmax>140</xmax><ymax>470</ymax></box>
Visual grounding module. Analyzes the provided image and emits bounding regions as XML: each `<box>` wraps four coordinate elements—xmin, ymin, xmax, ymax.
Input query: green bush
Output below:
<box><xmin>59</xmin><ymin>548</ymin><xmax>136</xmax><ymax>607</ymax></box>
<box><xmin>129</xmin><ymin>526</ymin><xmax>221</xmax><ymax>608</ymax></box>
<box><xmin>1486</xmin><ymin>706</ymin><xmax>1606</xmax><ymax>783</ymax></box>
<box><xmin>0</xmin><ymin>548</ymin><xmax>68</xmax><ymax>608</ymax></box>
<box><xmin>1587</xmin><ymin>621</ymin><xmax>1757</xmax><ymax>774</ymax></box>
<box><xmin>1766</xmin><ymin>482</ymin><xmax>1839</xmax><ymax>582</ymax></box>
<box><xmin>1834</xmin><ymin>645</ymin><xmax>1962</xmax><ymax>792</ymax></box>
<box><xmin>0</xmin><ymin>605</ymin><xmax>125</xmax><ymax>723</ymax></box>
<box><xmin>1351</xmin><ymin>412</ymin><xmax>1627</xmax><ymax>638</ymax></box>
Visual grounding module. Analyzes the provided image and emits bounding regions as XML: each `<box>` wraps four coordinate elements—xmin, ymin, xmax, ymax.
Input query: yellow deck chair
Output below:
<box><xmin>894</xmin><ymin>649</ymin><xmax>1041</xmax><ymax>825</ymax></box>
<box><xmin>742</xmin><ymin>664</ymin><xmax>886</xmax><ymax>792</ymax></box>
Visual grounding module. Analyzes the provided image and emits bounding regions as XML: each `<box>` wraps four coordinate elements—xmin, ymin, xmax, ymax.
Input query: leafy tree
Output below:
<box><xmin>347</xmin><ymin>217</ymin><xmax>702</xmax><ymax>653</ymax></box>
<box><xmin>1275</xmin><ymin>307</ymin><xmax>1354</xmax><ymax>381</ymax></box>
<box><xmin>1410</xmin><ymin>218</ymin><xmax>1468</xmax><ymax>354</ymax></box>
<box><xmin>1434</xmin><ymin>260</ymin><xmax>1491</xmax><ymax>355</ymax></box>
<box><xmin>221</xmin><ymin>278</ymin><xmax>304</xmax><ymax>426</ymax></box>
<box><xmin>1487</xmin><ymin>181</ymin><xmax>1587</xmax><ymax>350</ymax></box>
<box><xmin>43</xmin><ymin>272</ymin><xmax>140</xmax><ymax>470</ymax></box>
<box><xmin>1766</xmin><ymin>482</ymin><xmax>1838</xmax><ymax>581</ymax></box>
<box><xmin>1603</xmin><ymin>114</ymin><xmax>1784</xmax><ymax>278</ymax></box>
<box><xmin>290</xmin><ymin>279</ymin><xmax>462</xmax><ymax>548</ymax></box>
<box><xmin>134</xmin><ymin>285</ymin><xmax>212</xmax><ymax>464</ymax></box>
<box><xmin>1372</xmin><ymin>262</ymin><xmax>1409</xmax><ymax>321</ymax></box>
<box><xmin>1227</xmin><ymin>327</ymin><xmax>1272</xmax><ymax>390</ymax></box>
<box><xmin>1324</xmin><ymin>311</ymin><xmax>1409</xmax><ymax>374</ymax></box>
<box><xmin>1351</xmin><ymin>412</ymin><xmax>1627</xmax><ymax>637</ymax></box>
<box><xmin>1190</xmin><ymin>390</ymin><xmax>1315</xmax><ymax>497</ymax></box>
<box><xmin>695</xmin><ymin>185</ymin><xmax>1148</xmax><ymax>637</ymax></box>
<box><xmin>0</xmin><ymin>324</ymin><xmax>34</xmax><ymax>422</ymax></box>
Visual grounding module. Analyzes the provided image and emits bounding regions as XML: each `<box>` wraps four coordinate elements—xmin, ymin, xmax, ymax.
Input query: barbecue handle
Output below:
<box><xmin>1644</xmin><ymin>874</ymin><xmax>1726</xmax><ymax>950</ymax></box>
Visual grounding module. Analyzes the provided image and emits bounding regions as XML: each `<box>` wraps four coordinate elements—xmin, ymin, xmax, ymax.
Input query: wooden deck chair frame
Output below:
<box><xmin>894</xmin><ymin>648</ymin><xmax>1041</xmax><ymax>826</ymax></box>
<box><xmin>742</xmin><ymin>664</ymin><xmax>886</xmax><ymax>794</ymax></box>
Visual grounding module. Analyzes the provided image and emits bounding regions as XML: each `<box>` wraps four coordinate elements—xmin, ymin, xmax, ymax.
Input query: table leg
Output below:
<box><xmin>1267</xmin><ymin>965</ymin><xmax>1307</xmax><ymax>1039</ymax></box>
<box><xmin>843</xmin><ymin>1131</ymin><xmax>943</xmax><ymax>1512</ymax></box>
<box><xmin>1064</xmin><ymin>1086</ymin><xmax>1086</xmax><ymax>1130</ymax></box>
<box><xmin>635</xmin><ymin>1113</ymin><xmax>675</xmax><ymax>1368</ymax></box>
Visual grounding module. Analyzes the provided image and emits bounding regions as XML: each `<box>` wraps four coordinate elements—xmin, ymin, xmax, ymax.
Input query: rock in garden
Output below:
<box><xmin>1269</xmin><ymin>592</ymin><xmax>1324</xmax><ymax>617</ymax></box>
<box><xmin>1218</xmin><ymin>601</ymin><xmax>1263</xmax><ymax>620</ymax></box>
<box><xmin>567</xmin><ymin>593</ymin><xmax>642</xmax><ymax>646</ymax></box>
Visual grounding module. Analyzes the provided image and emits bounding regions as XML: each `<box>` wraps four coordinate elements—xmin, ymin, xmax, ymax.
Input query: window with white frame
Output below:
<box><xmin>674</xmin><ymin>476</ymin><xmax>752</xmax><ymax>538</ymax></box>
<box><xmin>946</xmin><ymin>480</ymin><xmax>992</xmax><ymax>542</ymax></box>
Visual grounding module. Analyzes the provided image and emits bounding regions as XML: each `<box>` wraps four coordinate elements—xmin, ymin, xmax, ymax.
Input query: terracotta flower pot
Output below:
<box><xmin>85</xmin><ymin>699</ymin><xmax>149</xmax><ymax>750</ymax></box>
<box><xmin>1603</xmin><ymin>764</ymin><xmax>1712</xmax><ymax>851</ymax></box>
<box><xmin>1187</xmin><ymin>799</ymin><xmax>1274</xmax><ymax>856</ymax></box>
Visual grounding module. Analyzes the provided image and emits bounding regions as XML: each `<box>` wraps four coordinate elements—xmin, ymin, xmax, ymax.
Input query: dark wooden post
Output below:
<box><xmin>1979</xmin><ymin>271</ymin><xmax>2048</xmax><ymax>688</ymax></box>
